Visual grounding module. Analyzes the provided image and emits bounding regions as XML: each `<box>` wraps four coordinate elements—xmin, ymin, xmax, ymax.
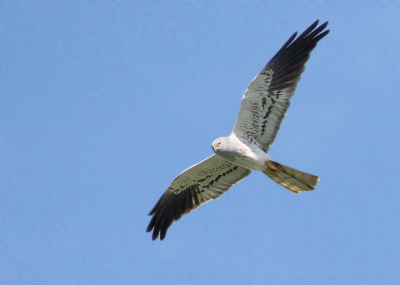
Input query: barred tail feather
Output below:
<box><xmin>262</xmin><ymin>161</ymin><xmax>319</xmax><ymax>194</ymax></box>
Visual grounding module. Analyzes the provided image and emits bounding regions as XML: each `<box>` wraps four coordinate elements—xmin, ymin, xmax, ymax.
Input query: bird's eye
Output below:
<box><xmin>217</xmin><ymin>142</ymin><xmax>221</xmax><ymax>146</ymax></box>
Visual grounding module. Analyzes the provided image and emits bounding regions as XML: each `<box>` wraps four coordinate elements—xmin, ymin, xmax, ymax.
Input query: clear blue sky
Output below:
<box><xmin>1</xmin><ymin>2</ymin><xmax>399</xmax><ymax>284</ymax></box>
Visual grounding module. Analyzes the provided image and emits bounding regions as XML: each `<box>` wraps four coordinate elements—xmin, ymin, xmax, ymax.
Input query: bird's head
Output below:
<box><xmin>211</xmin><ymin>137</ymin><xmax>230</xmax><ymax>154</ymax></box>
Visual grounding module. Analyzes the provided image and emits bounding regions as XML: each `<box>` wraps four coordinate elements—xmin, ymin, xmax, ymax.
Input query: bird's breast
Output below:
<box><xmin>217</xmin><ymin>141</ymin><xmax>269</xmax><ymax>171</ymax></box>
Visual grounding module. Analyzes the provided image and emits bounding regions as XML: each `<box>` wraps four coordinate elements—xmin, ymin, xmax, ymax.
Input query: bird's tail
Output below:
<box><xmin>262</xmin><ymin>161</ymin><xmax>319</xmax><ymax>194</ymax></box>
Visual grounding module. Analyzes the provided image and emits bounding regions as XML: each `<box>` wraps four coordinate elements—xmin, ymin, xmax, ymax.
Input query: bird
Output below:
<box><xmin>147</xmin><ymin>20</ymin><xmax>329</xmax><ymax>241</ymax></box>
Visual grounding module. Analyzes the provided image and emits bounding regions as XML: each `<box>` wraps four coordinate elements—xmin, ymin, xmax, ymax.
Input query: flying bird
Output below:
<box><xmin>147</xmin><ymin>20</ymin><xmax>329</xmax><ymax>240</ymax></box>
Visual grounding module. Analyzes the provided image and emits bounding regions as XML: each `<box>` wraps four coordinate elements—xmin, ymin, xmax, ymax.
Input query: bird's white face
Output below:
<box><xmin>211</xmin><ymin>136</ymin><xmax>241</xmax><ymax>164</ymax></box>
<box><xmin>211</xmin><ymin>138</ymin><xmax>223</xmax><ymax>153</ymax></box>
<box><xmin>211</xmin><ymin>139</ymin><xmax>222</xmax><ymax>152</ymax></box>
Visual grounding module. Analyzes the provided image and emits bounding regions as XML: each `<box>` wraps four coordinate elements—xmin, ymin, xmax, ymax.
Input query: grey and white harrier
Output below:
<box><xmin>147</xmin><ymin>20</ymin><xmax>329</xmax><ymax>241</ymax></box>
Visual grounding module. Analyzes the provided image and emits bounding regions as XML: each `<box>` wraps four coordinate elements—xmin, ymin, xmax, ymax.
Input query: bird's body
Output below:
<box><xmin>212</xmin><ymin>135</ymin><xmax>271</xmax><ymax>171</ymax></box>
<box><xmin>147</xmin><ymin>20</ymin><xmax>329</xmax><ymax>240</ymax></box>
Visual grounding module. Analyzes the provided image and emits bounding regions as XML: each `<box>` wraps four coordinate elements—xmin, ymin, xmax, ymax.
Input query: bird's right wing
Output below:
<box><xmin>147</xmin><ymin>155</ymin><xmax>251</xmax><ymax>240</ymax></box>
<box><xmin>232</xmin><ymin>20</ymin><xmax>329</xmax><ymax>153</ymax></box>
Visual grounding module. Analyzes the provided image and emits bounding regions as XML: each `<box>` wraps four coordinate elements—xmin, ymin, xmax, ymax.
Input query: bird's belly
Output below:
<box><xmin>217</xmin><ymin>145</ymin><xmax>270</xmax><ymax>171</ymax></box>
<box><xmin>233</xmin><ymin>151</ymin><xmax>268</xmax><ymax>170</ymax></box>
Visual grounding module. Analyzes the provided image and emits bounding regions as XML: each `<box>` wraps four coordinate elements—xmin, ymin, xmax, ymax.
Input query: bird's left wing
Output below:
<box><xmin>147</xmin><ymin>154</ymin><xmax>251</xmax><ymax>240</ymax></box>
<box><xmin>232</xmin><ymin>20</ymin><xmax>329</xmax><ymax>153</ymax></box>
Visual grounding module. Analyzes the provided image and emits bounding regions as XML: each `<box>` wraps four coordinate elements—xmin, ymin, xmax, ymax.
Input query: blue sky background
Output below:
<box><xmin>1</xmin><ymin>2</ymin><xmax>399</xmax><ymax>284</ymax></box>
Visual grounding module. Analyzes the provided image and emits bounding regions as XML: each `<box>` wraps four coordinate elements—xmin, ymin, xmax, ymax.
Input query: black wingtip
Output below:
<box><xmin>148</xmin><ymin>204</ymin><xmax>158</xmax><ymax>216</ymax></box>
<box><xmin>261</xmin><ymin>19</ymin><xmax>329</xmax><ymax>92</ymax></box>
<box><xmin>311</xmin><ymin>19</ymin><xmax>320</xmax><ymax>29</ymax></box>
<box><xmin>151</xmin><ymin>226</ymin><xmax>160</xmax><ymax>240</ymax></box>
<box><xmin>313</xmin><ymin>29</ymin><xmax>330</xmax><ymax>42</ymax></box>
<box><xmin>160</xmin><ymin>233</ymin><xmax>166</xmax><ymax>240</ymax></box>
<box><xmin>321</xmin><ymin>21</ymin><xmax>329</xmax><ymax>28</ymax></box>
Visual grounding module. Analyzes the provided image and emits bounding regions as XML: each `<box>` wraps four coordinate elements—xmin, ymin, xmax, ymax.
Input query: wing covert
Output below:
<box><xmin>233</xmin><ymin>20</ymin><xmax>329</xmax><ymax>152</ymax></box>
<box><xmin>146</xmin><ymin>155</ymin><xmax>251</xmax><ymax>240</ymax></box>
